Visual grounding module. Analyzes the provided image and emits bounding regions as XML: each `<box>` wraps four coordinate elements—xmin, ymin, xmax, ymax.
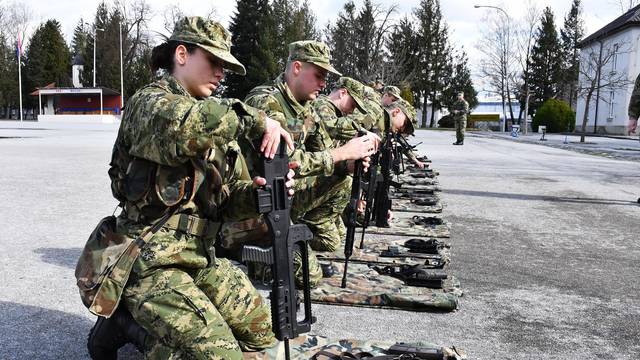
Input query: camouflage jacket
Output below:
<box><xmin>313</xmin><ymin>95</ymin><xmax>367</xmax><ymax>145</ymax></box>
<box><xmin>451</xmin><ymin>99</ymin><xmax>469</xmax><ymax>120</ymax></box>
<box><xmin>244</xmin><ymin>74</ymin><xmax>335</xmax><ymax>178</ymax></box>
<box><xmin>77</xmin><ymin>75</ymin><xmax>267</xmax><ymax>316</ymax></box>
<box><xmin>628</xmin><ymin>73</ymin><xmax>640</xmax><ymax>119</ymax></box>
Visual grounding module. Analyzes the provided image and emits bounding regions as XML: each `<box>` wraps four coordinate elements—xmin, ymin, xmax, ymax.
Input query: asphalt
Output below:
<box><xmin>1</xmin><ymin>121</ymin><xmax>639</xmax><ymax>359</ymax></box>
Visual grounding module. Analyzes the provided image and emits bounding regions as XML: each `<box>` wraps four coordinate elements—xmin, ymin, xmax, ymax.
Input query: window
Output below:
<box><xmin>612</xmin><ymin>43</ymin><xmax>620</xmax><ymax>71</ymax></box>
<box><xmin>608</xmin><ymin>90</ymin><xmax>615</xmax><ymax>120</ymax></box>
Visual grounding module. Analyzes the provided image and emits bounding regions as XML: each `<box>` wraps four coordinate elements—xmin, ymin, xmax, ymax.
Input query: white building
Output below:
<box><xmin>576</xmin><ymin>5</ymin><xmax>640</xmax><ymax>135</ymax></box>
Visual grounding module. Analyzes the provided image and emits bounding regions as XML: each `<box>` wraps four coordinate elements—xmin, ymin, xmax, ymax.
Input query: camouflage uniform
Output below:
<box><xmin>383</xmin><ymin>85</ymin><xmax>402</xmax><ymax>100</ymax></box>
<box><xmin>452</xmin><ymin>94</ymin><xmax>469</xmax><ymax>145</ymax></box>
<box><xmin>80</xmin><ymin>18</ymin><xmax>277</xmax><ymax>359</ymax></box>
<box><xmin>235</xmin><ymin>41</ymin><xmax>347</xmax><ymax>285</ymax></box>
<box><xmin>628</xmin><ymin>73</ymin><xmax>640</xmax><ymax>121</ymax></box>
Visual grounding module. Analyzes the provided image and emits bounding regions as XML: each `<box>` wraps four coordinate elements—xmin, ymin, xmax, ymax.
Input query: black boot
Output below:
<box><xmin>88</xmin><ymin>307</ymin><xmax>148</xmax><ymax>359</ymax></box>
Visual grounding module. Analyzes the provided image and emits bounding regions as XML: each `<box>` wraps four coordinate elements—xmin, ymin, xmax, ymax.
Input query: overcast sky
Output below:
<box><xmin>17</xmin><ymin>0</ymin><xmax>633</xmax><ymax>91</ymax></box>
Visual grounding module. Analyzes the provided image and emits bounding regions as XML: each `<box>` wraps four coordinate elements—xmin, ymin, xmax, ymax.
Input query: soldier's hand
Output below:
<box><xmin>364</xmin><ymin>131</ymin><xmax>381</xmax><ymax>152</ymax></box>
<box><xmin>346</xmin><ymin>156</ymin><xmax>371</xmax><ymax>174</ymax></box>
<box><xmin>285</xmin><ymin>162</ymin><xmax>299</xmax><ymax>197</ymax></box>
<box><xmin>628</xmin><ymin>117</ymin><xmax>638</xmax><ymax>134</ymax></box>
<box><xmin>357</xmin><ymin>199</ymin><xmax>366</xmax><ymax>215</ymax></box>
<box><xmin>413</xmin><ymin>160</ymin><xmax>425</xmax><ymax>169</ymax></box>
<box><xmin>262</xmin><ymin>117</ymin><xmax>294</xmax><ymax>159</ymax></box>
<box><xmin>336</xmin><ymin>135</ymin><xmax>376</xmax><ymax>161</ymax></box>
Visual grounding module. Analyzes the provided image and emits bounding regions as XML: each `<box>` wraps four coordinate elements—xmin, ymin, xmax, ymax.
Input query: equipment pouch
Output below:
<box><xmin>155</xmin><ymin>164</ymin><xmax>195</xmax><ymax>206</ymax></box>
<box><xmin>123</xmin><ymin>158</ymin><xmax>155</xmax><ymax>202</ymax></box>
<box><xmin>75</xmin><ymin>215</ymin><xmax>138</xmax><ymax>317</ymax></box>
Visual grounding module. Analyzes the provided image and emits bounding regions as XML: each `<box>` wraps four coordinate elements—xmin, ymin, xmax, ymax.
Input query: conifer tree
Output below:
<box><xmin>325</xmin><ymin>2</ymin><xmax>358</xmax><ymax>78</ymax></box>
<box><xmin>225</xmin><ymin>0</ymin><xmax>277</xmax><ymax>99</ymax></box>
<box><xmin>559</xmin><ymin>0</ymin><xmax>584</xmax><ymax>109</ymax></box>
<box><xmin>528</xmin><ymin>7</ymin><xmax>563</xmax><ymax>112</ymax></box>
<box><xmin>441</xmin><ymin>51</ymin><xmax>478</xmax><ymax>111</ymax></box>
<box><xmin>23</xmin><ymin>20</ymin><xmax>71</xmax><ymax>94</ymax></box>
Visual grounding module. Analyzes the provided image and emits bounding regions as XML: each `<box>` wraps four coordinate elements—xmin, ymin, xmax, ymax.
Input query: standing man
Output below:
<box><xmin>628</xmin><ymin>73</ymin><xmax>640</xmax><ymax>137</ymax></box>
<box><xmin>452</xmin><ymin>91</ymin><xmax>469</xmax><ymax>145</ymax></box>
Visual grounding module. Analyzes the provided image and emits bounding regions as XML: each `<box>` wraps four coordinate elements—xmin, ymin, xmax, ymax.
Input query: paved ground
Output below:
<box><xmin>1</xmin><ymin>121</ymin><xmax>639</xmax><ymax>359</ymax></box>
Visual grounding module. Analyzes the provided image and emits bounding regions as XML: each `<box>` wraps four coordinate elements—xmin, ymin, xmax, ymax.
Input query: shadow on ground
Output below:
<box><xmin>33</xmin><ymin>247</ymin><xmax>82</xmax><ymax>269</ymax></box>
<box><xmin>442</xmin><ymin>189</ymin><xmax>638</xmax><ymax>206</ymax></box>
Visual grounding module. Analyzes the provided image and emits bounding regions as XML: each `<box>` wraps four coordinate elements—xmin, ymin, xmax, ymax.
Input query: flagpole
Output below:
<box><xmin>18</xmin><ymin>52</ymin><xmax>23</xmax><ymax>123</ymax></box>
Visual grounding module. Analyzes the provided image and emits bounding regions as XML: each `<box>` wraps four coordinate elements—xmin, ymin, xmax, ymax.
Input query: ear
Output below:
<box><xmin>292</xmin><ymin>61</ymin><xmax>303</xmax><ymax>76</ymax></box>
<box><xmin>175</xmin><ymin>44</ymin><xmax>188</xmax><ymax>66</ymax></box>
<box><xmin>339</xmin><ymin>88</ymin><xmax>348</xmax><ymax>99</ymax></box>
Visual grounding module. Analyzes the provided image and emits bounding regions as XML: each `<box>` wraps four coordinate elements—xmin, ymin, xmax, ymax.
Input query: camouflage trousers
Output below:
<box><xmin>292</xmin><ymin>173</ymin><xmax>351</xmax><ymax>252</ymax></box>
<box><xmin>122</xmin><ymin>258</ymin><xmax>276</xmax><ymax>359</ymax></box>
<box><xmin>455</xmin><ymin>118</ymin><xmax>466</xmax><ymax>143</ymax></box>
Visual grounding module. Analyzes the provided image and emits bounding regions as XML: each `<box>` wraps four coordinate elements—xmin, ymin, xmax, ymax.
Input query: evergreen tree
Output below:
<box><xmin>325</xmin><ymin>2</ymin><xmax>358</xmax><ymax>78</ymax></box>
<box><xmin>559</xmin><ymin>0</ymin><xmax>584</xmax><ymax>109</ymax></box>
<box><xmin>23</xmin><ymin>20</ymin><xmax>71</xmax><ymax>99</ymax></box>
<box><xmin>528</xmin><ymin>7</ymin><xmax>563</xmax><ymax>112</ymax></box>
<box><xmin>385</xmin><ymin>16</ymin><xmax>418</xmax><ymax>86</ymax></box>
<box><xmin>225</xmin><ymin>0</ymin><xmax>277</xmax><ymax>99</ymax></box>
<box><xmin>71</xmin><ymin>19</ymin><xmax>88</xmax><ymax>60</ymax></box>
<box><xmin>441</xmin><ymin>51</ymin><xmax>478</xmax><ymax>111</ymax></box>
<box><xmin>81</xmin><ymin>2</ymin><xmax>109</xmax><ymax>87</ymax></box>
<box><xmin>271</xmin><ymin>0</ymin><xmax>320</xmax><ymax>68</ymax></box>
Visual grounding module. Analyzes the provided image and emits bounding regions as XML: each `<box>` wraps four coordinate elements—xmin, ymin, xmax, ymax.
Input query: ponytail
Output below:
<box><xmin>150</xmin><ymin>41</ymin><xmax>198</xmax><ymax>73</ymax></box>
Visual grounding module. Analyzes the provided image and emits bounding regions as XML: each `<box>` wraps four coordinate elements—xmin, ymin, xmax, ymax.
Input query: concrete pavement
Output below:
<box><xmin>1</xmin><ymin>122</ymin><xmax>639</xmax><ymax>359</ymax></box>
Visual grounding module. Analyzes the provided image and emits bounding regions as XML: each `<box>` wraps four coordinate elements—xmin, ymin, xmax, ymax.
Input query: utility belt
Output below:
<box><xmin>163</xmin><ymin>213</ymin><xmax>221</xmax><ymax>238</ymax></box>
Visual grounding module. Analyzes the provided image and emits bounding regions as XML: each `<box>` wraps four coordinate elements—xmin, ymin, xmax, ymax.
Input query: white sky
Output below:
<box><xmin>17</xmin><ymin>0</ymin><xmax>631</xmax><ymax>90</ymax></box>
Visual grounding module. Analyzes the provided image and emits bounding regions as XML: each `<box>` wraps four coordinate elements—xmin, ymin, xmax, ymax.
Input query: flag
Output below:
<box><xmin>16</xmin><ymin>31</ymin><xmax>23</xmax><ymax>59</ymax></box>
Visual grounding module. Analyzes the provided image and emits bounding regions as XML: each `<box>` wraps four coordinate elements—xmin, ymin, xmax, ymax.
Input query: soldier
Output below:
<box><xmin>238</xmin><ymin>41</ymin><xmax>378</xmax><ymax>284</ymax></box>
<box><xmin>382</xmin><ymin>85</ymin><xmax>401</xmax><ymax>106</ymax></box>
<box><xmin>451</xmin><ymin>91</ymin><xmax>469</xmax><ymax>145</ymax></box>
<box><xmin>80</xmin><ymin>17</ymin><xmax>295</xmax><ymax>359</ymax></box>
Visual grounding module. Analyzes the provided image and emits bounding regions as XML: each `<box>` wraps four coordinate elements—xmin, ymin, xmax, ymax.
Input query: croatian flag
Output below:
<box><xmin>16</xmin><ymin>31</ymin><xmax>23</xmax><ymax>59</ymax></box>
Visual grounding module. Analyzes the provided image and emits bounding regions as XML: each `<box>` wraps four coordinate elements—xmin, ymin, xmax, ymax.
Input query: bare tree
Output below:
<box><xmin>577</xmin><ymin>40</ymin><xmax>633</xmax><ymax>142</ymax></box>
<box><xmin>0</xmin><ymin>1</ymin><xmax>32</xmax><ymax>43</ymax></box>
<box><xmin>513</xmin><ymin>0</ymin><xmax>540</xmax><ymax>133</ymax></box>
<box><xmin>161</xmin><ymin>3</ymin><xmax>218</xmax><ymax>35</ymax></box>
<box><xmin>476</xmin><ymin>7</ymin><xmax>518</xmax><ymax>128</ymax></box>
<box><xmin>610</xmin><ymin>0</ymin><xmax>640</xmax><ymax>12</ymax></box>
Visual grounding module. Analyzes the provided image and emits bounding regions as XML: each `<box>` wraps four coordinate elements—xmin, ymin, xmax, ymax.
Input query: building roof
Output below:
<box><xmin>579</xmin><ymin>4</ymin><xmax>640</xmax><ymax>47</ymax></box>
<box><xmin>30</xmin><ymin>86</ymin><xmax>120</xmax><ymax>96</ymax></box>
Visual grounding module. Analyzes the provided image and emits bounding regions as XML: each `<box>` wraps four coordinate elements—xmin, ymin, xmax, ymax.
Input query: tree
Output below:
<box><xmin>325</xmin><ymin>2</ymin><xmax>358</xmax><ymax>78</ymax></box>
<box><xmin>528</xmin><ymin>7</ymin><xmax>563</xmax><ymax>113</ymax></box>
<box><xmin>271</xmin><ymin>0</ymin><xmax>320</xmax><ymax>68</ymax></box>
<box><xmin>441</xmin><ymin>51</ymin><xmax>478</xmax><ymax>111</ymax></box>
<box><xmin>576</xmin><ymin>40</ymin><xmax>633</xmax><ymax>142</ymax></box>
<box><xmin>71</xmin><ymin>19</ymin><xmax>89</xmax><ymax>60</ymax></box>
<box><xmin>610</xmin><ymin>0</ymin><xmax>640</xmax><ymax>12</ymax></box>
<box><xmin>23</xmin><ymin>20</ymin><xmax>71</xmax><ymax>99</ymax></box>
<box><xmin>225</xmin><ymin>0</ymin><xmax>277</xmax><ymax>99</ymax></box>
<box><xmin>384</xmin><ymin>16</ymin><xmax>418</xmax><ymax>87</ymax></box>
<box><xmin>476</xmin><ymin>6</ymin><xmax>517</xmax><ymax>127</ymax></box>
<box><xmin>559</xmin><ymin>0</ymin><xmax>584</xmax><ymax>109</ymax></box>
<box><xmin>514</xmin><ymin>0</ymin><xmax>540</xmax><ymax>131</ymax></box>
<box><xmin>0</xmin><ymin>1</ymin><xmax>32</xmax><ymax>117</ymax></box>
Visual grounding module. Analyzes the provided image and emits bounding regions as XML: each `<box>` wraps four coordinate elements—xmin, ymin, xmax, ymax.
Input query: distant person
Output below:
<box><xmin>628</xmin><ymin>73</ymin><xmax>640</xmax><ymax>137</ymax></box>
<box><xmin>451</xmin><ymin>91</ymin><xmax>469</xmax><ymax>145</ymax></box>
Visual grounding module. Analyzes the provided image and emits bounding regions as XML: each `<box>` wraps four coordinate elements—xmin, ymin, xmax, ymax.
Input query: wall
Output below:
<box><xmin>57</xmin><ymin>95</ymin><xmax>121</xmax><ymax>115</ymax></box>
<box><xmin>576</xmin><ymin>27</ymin><xmax>640</xmax><ymax>134</ymax></box>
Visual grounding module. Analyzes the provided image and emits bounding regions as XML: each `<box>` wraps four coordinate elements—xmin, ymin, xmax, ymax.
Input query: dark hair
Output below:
<box><xmin>150</xmin><ymin>41</ymin><xmax>198</xmax><ymax>73</ymax></box>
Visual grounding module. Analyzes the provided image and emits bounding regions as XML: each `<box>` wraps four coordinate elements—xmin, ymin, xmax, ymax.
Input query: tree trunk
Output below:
<box><xmin>580</xmin><ymin>92</ymin><xmax>592</xmax><ymax>143</ymax></box>
<box><xmin>421</xmin><ymin>91</ymin><xmax>428</xmax><ymax>128</ymax></box>
<box><xmin>429</xmin><ymin>89</ymin><xmax>437</xmax><ymax>128</ymax></box>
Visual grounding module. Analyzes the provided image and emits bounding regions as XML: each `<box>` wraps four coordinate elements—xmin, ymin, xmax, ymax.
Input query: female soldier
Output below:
<box><xmin>82</xmin><ymin>17</ymin><xmax>293</xmax><ymax>359</ymax></box>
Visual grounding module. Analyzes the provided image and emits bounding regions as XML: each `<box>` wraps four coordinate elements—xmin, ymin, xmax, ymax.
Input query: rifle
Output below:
<box><xmin>341</xmin><ymin>131</ymin><xmax>367</xmax><ymax>288</ymax></box>
<box><xmin>241</xmin><ymin>140</ymin><xmax>314</xmax><ymax>360</ymax></box>
<box><xmin>371</xmin><ymin>130</ymin><xmax>402</xmax><ymax>228</ymax></box>
<box><xmin>357</xmin><ymin>150</ymin><xmax>379</xmax><ymax>249</ymax></box>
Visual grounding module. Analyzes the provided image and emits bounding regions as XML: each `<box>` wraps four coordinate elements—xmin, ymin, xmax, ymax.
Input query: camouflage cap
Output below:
<box><xmin>336</xmin><ymin>77</ymin><xmax>366</xmax><ymax>112</ymax></box>
<box><xmin>388</xmin><ymin>98</ymin><xmax>418</xmax><ymax>135</ymax></box>
<box><xmin>169</xmin><ymin>16</ymin><xmax>246</xmax><ymax>75</ymax></box>
<box><xmin>383</xmin><ymin>85</ymin><xmax>402</xmax><ymax>100</ymax></box>
<box><xmin>288</xmin><ymin>40</ymin><xmax>342</xmax><ymax>76</ymax></box>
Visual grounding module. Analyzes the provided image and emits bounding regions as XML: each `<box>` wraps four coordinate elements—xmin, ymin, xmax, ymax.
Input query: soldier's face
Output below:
<box><xmin>174</xmin><ymin>47</ymin><xmax>224</xmax><ymax>98</ymax></box>
<box><xmin>291</xmin><ymin>62</ymin><xmax>327</xmax><ymax>102</ymax></box>
<box><xmin>390</xmin><ymin>108</ymin><xmax>408</xmax><ymax>133</ymax></box>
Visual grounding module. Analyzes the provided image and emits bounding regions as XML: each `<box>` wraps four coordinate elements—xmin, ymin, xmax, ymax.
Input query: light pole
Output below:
<box><xmin>475</xmin><ymin>4</ymin><xmax>510</xmax><ymax>132</ymax></box>
<box><xmin>93</xmin><ymin>26</ymin><xmax>104</xmax><ymax>87</ymax></box>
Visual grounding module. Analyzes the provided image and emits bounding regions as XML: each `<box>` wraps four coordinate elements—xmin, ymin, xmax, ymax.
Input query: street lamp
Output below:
<box><xmin>474</xmin><ymin>4</ymin><xmax>510</xmax><ymax>132</ymax></box>
<box><xmin>93</xmin><ymin>26</ymin><xmax>104</xmax><ymax>87</ymax></box>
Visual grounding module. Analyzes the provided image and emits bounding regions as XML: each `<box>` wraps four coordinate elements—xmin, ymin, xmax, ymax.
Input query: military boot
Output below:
<box><xmin>88</xmin><ymin>307</ymin><xmax>148</xmax><ymax>359</ymax></box>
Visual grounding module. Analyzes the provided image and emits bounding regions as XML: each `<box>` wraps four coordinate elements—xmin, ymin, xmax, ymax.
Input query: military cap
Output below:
<box><xmin>169</xmin><ymin>16</ymin><xmax>246</xmax><ymax>75</ymax></box>
<box><xmin>336</xmin><ymin>77</ymin><xmax>367</xmax><ymax>112</ymax></box>
<box><xmin>383</xmin><ymin>85</ymin><xmax>402</xmax><ymax>100</ymax></box>
<box><xmin>388</xmin><ymin>98</ymin><xmax>418</xmax><ymax>136</ymax></box>
<box><xmin>288</xmin><ymin>40</ymin><xmax>342</xmax><ymax>76</ymax></box>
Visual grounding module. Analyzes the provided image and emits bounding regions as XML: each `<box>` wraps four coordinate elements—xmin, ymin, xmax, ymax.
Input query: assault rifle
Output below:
<box><xmin>241</xmin><ymin>140</ymin><xmax>314</xmax><ymax>360</ymax></box>
<box><xmin>357</xmin><ymin>150</ymin><xmax>379</xmax><ymax>249</ymax></box>
<box><xmin>371</xmin><ymin>130</ymin><xmax>402</xmax><ymax>228</ymax></box>
<box><xmin>342</xmin><ymin>131</ymin><xmax>367</xmax><ymax>289</ymax></box>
